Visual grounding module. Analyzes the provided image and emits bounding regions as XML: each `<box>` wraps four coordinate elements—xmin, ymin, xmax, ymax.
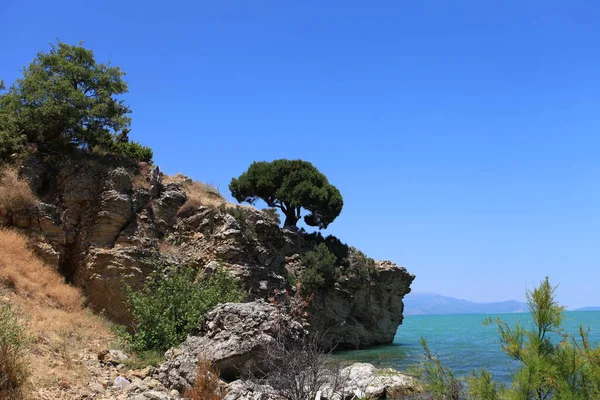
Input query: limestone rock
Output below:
<box><xmin>158</xmin><ymin>300</ymin><xmax>306</xmax><ymax>391</ymax></box>
<box><xmin>308</xmin><ymin>261</ymin><xmax>415</xmax><ymax>349</ymax></box>
<box><xmin>5</xmin><ymin>154</ymin><xmax>415</xmax><ymax>353</ymax></box>
<box><xmin>151</xmin><ymin>184</ymin><xmax>186</xmax><ymax>235</ymax></box>
<box><xmin>89</xmin><ymin>190</ymin><xmax>133</xmax><ymax>246</ymax></box>
<box><xmin>327</xmin><ymin>363</ymin><xmax>422</xmax><ymax>399</ymax></box>
<box><xmin>72</xmin><ymin>247</ymin><xmax>158</xmax><ymax>324</ymax></box>
<box><xmin>224</xmin><ymin>380</ymin><xmax>279</xmax><ymax>400</ymax></box>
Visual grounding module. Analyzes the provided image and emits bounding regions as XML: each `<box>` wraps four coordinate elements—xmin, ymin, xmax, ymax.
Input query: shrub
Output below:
<box><xmin>300</xmin><ymin>243</ymin><xmax>337</xmax><ymax>295</ymax></box>
<box><xmin>122</xmin><ymin>265</ymin><xmax>245</xmax><ymax>352</ymax></box>
<box><xmin>303</xmin><ymin>232</ymin><xmax>349</xmax><ymax>264</ymax></box>
<box><xmin>466</xmin><ymin>369</ymin><xmax>502</xmax><ymax>400</ymax></box>
<box><xmin>184</xmin><ymin>358</ymin><xmax>226</xmax><ymax>400</ymax></box>
<box><xmin>346</xmin><ymin>247</ymin><xmax>377</xmax><ymax>280</ymax></box>
<box><xmin>261</xmin><ymin>207</ymin><xmax>281</xmax><ymax>225</ymax></box>
<box><xmin>0</xmin><ymin>303</ymin><xmax>30</xmax><ymax>399</ymax></box>
<box><xmin>0</xmin><ymin>167</ymin><xmax>37</xmax><ymax>214</ymax></box>
<box><xmin>111</xmin><ymin>140</ymin><xmax>153</xmax><ymax>163</ymax></box>
<box><xmin>413</xmin><ymin>337</ymin><xmax>464</xmax><ymax>400</ymax></box>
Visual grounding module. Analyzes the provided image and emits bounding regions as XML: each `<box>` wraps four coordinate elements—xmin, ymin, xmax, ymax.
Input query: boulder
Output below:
<box><xmin>224</xmin><ymin>380</ymin><xmax>279</xmax><ymax>400</ymax></box>
<box><xmin>327</xmin><ymin>363</ymin><xmax>422</xmax><ymax>399</ymax></box>
<box><xmin>158</xmin><ymin>300</ymin><xmax>306</xmax><ymax>391</ymax></box>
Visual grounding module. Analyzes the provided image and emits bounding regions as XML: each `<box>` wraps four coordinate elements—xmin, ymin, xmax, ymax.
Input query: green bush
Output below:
<box><xmin>304</xmin><ymin>232</ymin><xmax>349</xmax><ymax>264</ymax></box>
<box><xmin>0</xmin><ymin>303</ymin><xmax>30</xmax><ymax>399</ymax></box>
<box><xmin>110</xmin><ymin>140</ymin><xmax>153</xmax><ymax>163</ymax></box>
<box><xmin>300</xmin><ymin>243</ymin><xmax>337</xmax><ymax>295</ymax></box>
<box><xmin>261</xmin><ymin>207</ymin><xmax>281</xmax><ymax>225</ymax></box>
<box><xmin>121</xmin><ymin>266</ymin><xmax>245</xmax><ymax>352</ymax></box>
<box><xmin>412</xmin><ymin>337</ymin><xmax>464</xmax><ymax>400</ymax></box>
<box><xmin>346</xmin><ymin>247</ymin><xmax>377</xmax><ymax>280</ymax></box>
<box><xmin>218</xmin><ymin>204</ymin><xmax>257</xmax><ymax>240</ymax></box>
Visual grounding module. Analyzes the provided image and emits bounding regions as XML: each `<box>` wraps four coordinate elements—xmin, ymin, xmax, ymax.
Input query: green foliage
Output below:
<box><xmin>487</xmin><ymin>277</ymin><xmax>600</xmax><ymax>400</ymax></box>
<box><xmin>218</xmin><ymin>204</ymin><xmax>257</xmax><ymax>240</ymax></box>
<box><xmin>0</xmin><ymin>303</ymin><xmax>30</xmax><ymax>399</ymax></box>
<box><xmin>346</xmin><ymin>246</ymin><xmax>377</xmax><ymax>280</ymax></box>
<box><xmin>121</xmin><ymin>265</ymin><xmax>245</xmax><ymax>352</ymax></box>
<box><xmin>122</xmin><ymin>350</ymin><xmax>164</xmax><ymax>369</ymax></box>
<box><xmin>262</xmin><ymin>207</ymin><xmax>281</xmax><ymax>225</ymax></box>
<box><xmin>414</xmin><ymin>337</ymin><xmax>464</xmax><ymax>399</ymax></box>
<box><xmin>108</xmin><ymin>132</ymin><xmax>153</xmax><ymax>162</ymax></box>
<box><xmin>229</xmin><ymin>159</ymin><xmax>343</xmax><ymax>229</ymax></box>
<box><xmin>304</xmin><ymin>232</ymin><xmax>349</xmax><ymax>264</ymax></box>
<box><xmin>0</xmin><ymin>41</ymin><xmax>151</xmax><ymax>162</ymax></box>
<box><xmin>303</xmin><ymin>232</ymin><xmax>376</xmax><ymax>281</ymax></box>
<box><xmin>466</xmin><ymin>369</ymin><xmax>503</xmax><ymax>400</ymax></box>
<box><xmin>408</xmin><ymin>278</ymin><xmax>600</xmax><ymax>399</ymax></box>
<box><xmin>300</xmin><ymin>243</ymin><xmax>338</xmax><ymax>295</ymax></box>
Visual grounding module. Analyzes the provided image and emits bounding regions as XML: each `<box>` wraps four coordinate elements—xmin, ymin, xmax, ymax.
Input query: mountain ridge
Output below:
<box><xmin>404</xmin><ymin>292</ymin><xmax>528</xmax><ymax>315</ymax></box>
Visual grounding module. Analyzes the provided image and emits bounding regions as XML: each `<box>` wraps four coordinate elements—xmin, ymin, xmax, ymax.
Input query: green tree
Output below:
<box><xmin>229</xmin><ymin>159</ymin><xmax>343</xmax><ymax>229</ymax></box>
<box><xmin>0</xmin><ymin>41</ymin><xmax>152</xmax><ymax>161</ymax></box>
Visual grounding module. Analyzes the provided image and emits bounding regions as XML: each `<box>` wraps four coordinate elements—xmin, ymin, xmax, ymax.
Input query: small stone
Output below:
<box><xmin>113</xmin><ymin>376</ymin><xmax>131</xmax><ymax>389</ymax></box>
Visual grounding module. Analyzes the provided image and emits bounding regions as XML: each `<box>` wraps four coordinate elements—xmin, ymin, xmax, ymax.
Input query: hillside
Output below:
<box><xmin>403</xmin><ymin>292</ymin><xmax>528</xmax><ymax>315</ymax></box>
<box><xmin>0</xmin><ymin>228</ymin><xmax>115</xmax><ymax>398</ymax></box>
<box><xmin>0</xmin><ymin>155</ymin><xmax>417</xmax><ymax>398</ymax></box>
<box><xmin>573</xmin><ymin>306</ymin><xmax>600</xmax><ymax>312</ymax></box>
<box><xmin>0</xmin><ymin>156</ymin><xmax>414</xmax><ymax>350</ymax></box>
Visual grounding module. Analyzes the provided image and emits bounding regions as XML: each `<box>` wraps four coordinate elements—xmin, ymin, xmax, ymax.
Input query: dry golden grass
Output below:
<box><xmin>0</xmin><ymin>167</ymin><xmax>37</xmax><ymax>213</ymax></box>
<box><xmin>0</xmin><ymin>302</ymin><xmax>30</xmax><ymax>400</ymax></box>
<box><xmin>165</xmin><ymin>173</ymin><xmax>227</xmax><ymax>217</ymax></box>
<box><xmin>0</xmin><ymin>229</ymin><xmax>116</xmax><ymax>396</ymax></box>
<box><xmin>183</xmin><ymin>358</ymin><xmax>226</xmax><ymax>400</ymax></box>
<box><xmin>0</xmin><ymin>229</ymin><xmax>81</xmax><ymax>311</ymax></box>
<box><xmin>130</xmin><ymin>172</ymin><xmax>149</xmax><ymax>190</ymax></box>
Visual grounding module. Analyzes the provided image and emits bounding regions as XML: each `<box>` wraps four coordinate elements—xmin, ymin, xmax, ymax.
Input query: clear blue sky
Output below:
<box><xmin>1</xmin><ymin>1</ymin><xmax>598</xmax><ymax>308</ymax></box>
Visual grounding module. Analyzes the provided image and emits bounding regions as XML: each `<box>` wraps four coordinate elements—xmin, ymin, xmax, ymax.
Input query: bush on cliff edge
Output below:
<box><xmin>120</xmin><ymin>265</ymin><xmax>245</xmax><ymax>352</ymax></box>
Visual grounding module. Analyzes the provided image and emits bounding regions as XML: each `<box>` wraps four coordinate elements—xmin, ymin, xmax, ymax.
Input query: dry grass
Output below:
<box><xmin>165</xmin><ymin>173</ymin><xmax>227</xmax><ymax>217</ymax></box>
<box><xmin>0</xmin><ymin>228</ymin><xmax>81</xmax><ymax>311</ymax></box>
<box><xmin>0</xmin><ymin>229</ymin><xmax>116</xmax><ymax>395</ymax></box>
<box><xmin>130</xmin><ymin>172</ymin><xmax>149</xmax><ymax>190</ymax></box>
<box><xmin>0</xmin><ymin>167</ymin><xmax>37</xmax><ymax>213</ymax></box>
<box><xmin>0</xmin><ymin>302</ymin><xmax>30</xmax><ymax>400</ymax></box>
<box><xmin>183</xmin><ymin>358</ymin><xmax>227</xmax><ymax>400</ymax></box>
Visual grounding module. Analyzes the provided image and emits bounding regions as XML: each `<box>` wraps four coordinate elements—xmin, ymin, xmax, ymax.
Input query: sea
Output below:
<box><xmin>334</xmin><ymin>311</ymin><xmax>600</xmax><ymax>384</ymax></box>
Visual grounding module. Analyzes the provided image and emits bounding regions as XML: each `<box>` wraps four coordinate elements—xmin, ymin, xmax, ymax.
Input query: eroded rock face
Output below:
<box><xmin>308</xmin><ymin>260</ymin><xmax>415</xmax><ymax>349</ymax></box>
<box><xmin>158</xmin><ymin>300</ymin><xmax>306</xmax><ymax>390</ymax></box>
<box><xmin>2</xmin><ymin>155</ymin><xmax>415</xmax><ymax>350</ymax></box>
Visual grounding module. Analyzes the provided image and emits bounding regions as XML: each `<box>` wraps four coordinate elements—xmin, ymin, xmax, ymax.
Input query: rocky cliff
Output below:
<box><xmin>0</xmin><ymin>154</ymin><xmax>415</xmax><ymax>349</ymax></box>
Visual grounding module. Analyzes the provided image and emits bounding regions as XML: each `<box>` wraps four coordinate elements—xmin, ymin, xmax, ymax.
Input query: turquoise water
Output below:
<box><xmin>334</xmin><ymin>311</ymin><xmax>600</xmax><ymax>384</ymax></box>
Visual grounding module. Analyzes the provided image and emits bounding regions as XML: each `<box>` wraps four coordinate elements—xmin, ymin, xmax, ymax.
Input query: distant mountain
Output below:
<box><xmin>573</xmin><ymin>306</ymin><xmax>600</xmax><ymax>312</ymax></box>
<box><xmin>403</xmin><ymin>292</ymin><xmax>528</xmax><ymax>316</ymax></box>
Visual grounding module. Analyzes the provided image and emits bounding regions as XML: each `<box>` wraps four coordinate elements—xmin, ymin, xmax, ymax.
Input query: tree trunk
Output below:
<box><xmin>283</xmin><ymin>212</ymin><xmax>299</xmax><ymax>227</ymax></box>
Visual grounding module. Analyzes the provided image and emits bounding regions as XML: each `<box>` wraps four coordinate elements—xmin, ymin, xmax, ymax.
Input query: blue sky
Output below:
<box><xmin>1</xmin><ymin>1</ymin><xmax>599</xmax><ymax>308</ymax></box>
